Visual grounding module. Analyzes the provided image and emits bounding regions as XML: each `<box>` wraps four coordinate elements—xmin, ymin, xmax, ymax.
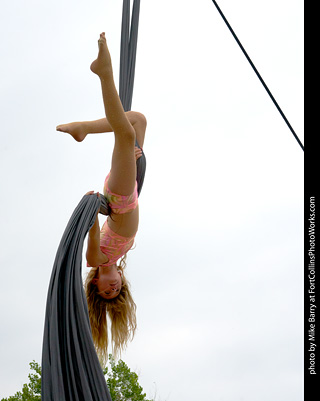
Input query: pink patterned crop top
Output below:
<box><xmin>98</xmin><ymin>220</ymin><xmax>136</xmax><ymax>267</ymax></box>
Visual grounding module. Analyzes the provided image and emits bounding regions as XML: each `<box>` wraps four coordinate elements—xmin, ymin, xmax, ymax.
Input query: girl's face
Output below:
<box><xmin>93</xmin><ymin>266</ymin><xmax>122</xmax><ymax>299</ymax></box>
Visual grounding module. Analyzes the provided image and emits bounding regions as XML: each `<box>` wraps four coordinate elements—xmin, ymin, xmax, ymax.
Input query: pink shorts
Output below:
<box><xmin>103</xmin><ymin>173</ymin><xmax>138</xmax><ymax>215</ymax></box>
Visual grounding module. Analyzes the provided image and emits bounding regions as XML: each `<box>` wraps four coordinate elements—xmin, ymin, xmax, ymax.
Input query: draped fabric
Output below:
<box><xmin>119</xmin><ymin>0</ymin><xmax>141</xmax><ymax>113</ymax></box>
<box><xmin>41</xmin><ymin>1</ymin><xmax>144</xmax><ymax>399</ymax></box>
<box><xmin>41</xmin><ymin>195</ymin><xmax>112</xmax><ymax>401</ymax></box>
<box><xmin>120</xmin><ymin>0</ymin><xmax>146</xmax><ymax>195</ymax></box>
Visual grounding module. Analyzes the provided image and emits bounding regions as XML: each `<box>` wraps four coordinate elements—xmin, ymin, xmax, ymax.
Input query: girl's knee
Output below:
<box><xmin>128</xmin><ymin>111</ymin><xmax>147</xmax><ymax>128</ymax></box>
<box><xmin>136</xmin><ymin>112</ymin><xmax>147</xmax><ymax>129</ymax></box>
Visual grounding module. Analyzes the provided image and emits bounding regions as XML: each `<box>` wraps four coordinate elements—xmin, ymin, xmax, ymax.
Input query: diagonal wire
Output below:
<box><xmin>211</xmin><ymin>0</ymin><xmax>304</xmax><ymax>151</ymax></box>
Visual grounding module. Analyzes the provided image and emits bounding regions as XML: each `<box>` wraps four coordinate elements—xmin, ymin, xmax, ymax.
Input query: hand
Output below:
<box><xmin>85</xmin><ymin>191</ymin><xmax>101</xmax><ymax>218</ymax></box>
<box><xmin>135</xmin><ymin>146</ymin><xmax>143</xmax><ymax>161</ymax></box>
<box><xmin>85</xmin><ymin>191</ymin><xmax>100</xmax><ymax>197</ymax></box>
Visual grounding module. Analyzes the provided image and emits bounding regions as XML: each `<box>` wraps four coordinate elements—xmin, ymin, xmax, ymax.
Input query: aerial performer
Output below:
<box><xmin>56</xmin><ymin>32</ymin><xmax>147</xmax><ymax>362</ymax></box>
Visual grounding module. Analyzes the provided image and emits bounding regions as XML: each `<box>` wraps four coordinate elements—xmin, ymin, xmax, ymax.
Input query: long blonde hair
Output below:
<box><xmin>84</xmin><ymin>255</ymin><xmax>137</xmax><ymax>363</ymax></box>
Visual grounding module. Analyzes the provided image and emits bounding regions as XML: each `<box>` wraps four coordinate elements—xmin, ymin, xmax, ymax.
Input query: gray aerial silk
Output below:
<box><xmin>120</xmin><ymin>0</ymin><xmax>146</xmax><ymax>194</ymax></box>
<box><xmin>41</xmin><ymin>1</ymin><xmax>144</xmax><ymax>400</ymax></box>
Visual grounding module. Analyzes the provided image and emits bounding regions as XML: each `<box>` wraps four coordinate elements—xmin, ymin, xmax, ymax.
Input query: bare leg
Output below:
<box><xmin>56</xmin><ymin>111</ymin><xmax>146</xmax><ymax>148</ymax></box>
<box><xmin>90</xmin><ymin>32</ymin><xmax>139</xmax><ymax>198</ymax></box>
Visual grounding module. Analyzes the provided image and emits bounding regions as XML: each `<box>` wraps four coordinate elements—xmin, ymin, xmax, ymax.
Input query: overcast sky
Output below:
<box><xmin>0</xmin><ymin>1</ymin><xmax>304</xmax><ymax>400</ymax></box>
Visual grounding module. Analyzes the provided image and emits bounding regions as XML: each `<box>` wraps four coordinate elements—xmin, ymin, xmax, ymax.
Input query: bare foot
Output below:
<box><xmin>56</xmin><ymin>122</ymin><xmax>87</xmax><ymax>142</ymax></box>
<box><xmin>90</xmin><ymin>32</ymin><xmax>112</xmax><ymax>77</ymax></box>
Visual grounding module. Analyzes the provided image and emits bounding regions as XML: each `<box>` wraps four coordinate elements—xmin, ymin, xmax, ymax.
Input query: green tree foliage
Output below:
<box><xmin>1</xmin><ymin>357</ymin><xmax>153</xmax><ymax>401</ymax></box>
<box><xmin>1</xmin><ymin>361</ymin><xmax>41</xmax><ymax>401</ymax></box>
<box><xmin>104</xmin><ymin>355</ymin><xmax>153</xmax><ymax>401</ymax></box>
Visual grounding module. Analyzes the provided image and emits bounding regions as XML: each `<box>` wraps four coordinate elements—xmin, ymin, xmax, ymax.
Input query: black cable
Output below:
<box><xmin>211</xmin><ymin>0</ymin><xmax>304</xmax><ymax>151</ymax></box>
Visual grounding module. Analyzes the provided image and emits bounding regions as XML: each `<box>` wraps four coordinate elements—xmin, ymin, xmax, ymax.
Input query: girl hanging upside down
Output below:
<box><xmin>56</xmin><ymin>32</ymin><xmax>147</xmax><ymax>361</ymax></box>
